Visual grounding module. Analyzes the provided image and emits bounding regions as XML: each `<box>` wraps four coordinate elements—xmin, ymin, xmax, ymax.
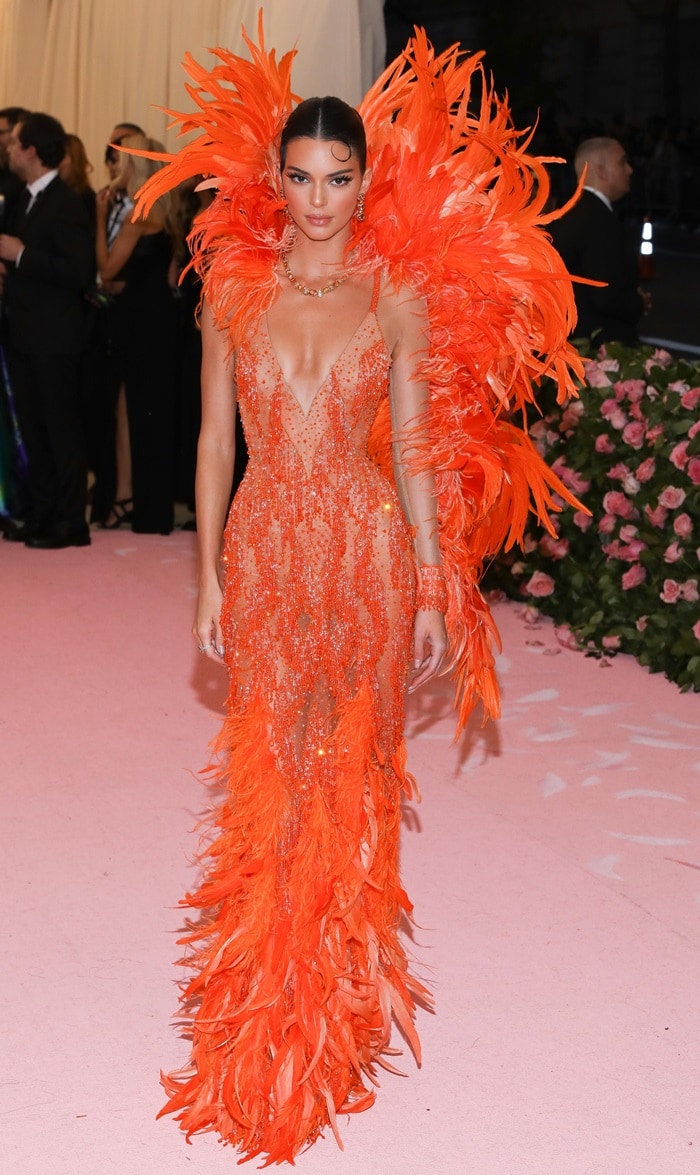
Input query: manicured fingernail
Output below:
<box><xmin>217</xmin><ymin>645</ymin><xmax>224</xmax><ymax>656</ymax></box>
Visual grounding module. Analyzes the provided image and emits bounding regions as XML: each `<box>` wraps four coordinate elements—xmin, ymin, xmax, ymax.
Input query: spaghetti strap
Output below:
<box><xmin>370</xmin><ymin>269</ymin><xmax>382</xmax><ymax>312</ymax></box>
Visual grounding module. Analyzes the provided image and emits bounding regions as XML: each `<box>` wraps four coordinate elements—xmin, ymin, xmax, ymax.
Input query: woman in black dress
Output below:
<box><xmin>96</xmin><ymin>136</ymin><xmax>177</xmax><ymax>533</ymax></box>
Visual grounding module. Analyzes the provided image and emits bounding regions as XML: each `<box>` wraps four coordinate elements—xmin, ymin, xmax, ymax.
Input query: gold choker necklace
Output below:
<box><xmin>281</xmin><ymin>252</ymin><xmax>347</xmax><ymax>298</ymax></box>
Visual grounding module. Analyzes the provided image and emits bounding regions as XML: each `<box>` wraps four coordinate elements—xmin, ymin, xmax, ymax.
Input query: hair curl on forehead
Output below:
<box><xmin>280</xmin><ymin>96</ymin><xmax>367</xmax><ymax>172</ymax></box>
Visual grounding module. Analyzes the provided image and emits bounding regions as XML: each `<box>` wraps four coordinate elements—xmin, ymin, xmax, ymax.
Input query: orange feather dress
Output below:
<box><xmin>135</xmin><ymin>19</ymin><xmax>584</xmax><ymax>1166</ymax></box>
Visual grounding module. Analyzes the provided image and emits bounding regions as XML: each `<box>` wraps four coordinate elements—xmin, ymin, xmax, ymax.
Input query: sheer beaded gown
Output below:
<box><xmin>142</xmin><ymin>25</ymin><xmax>588</xmax><ymax>1167</ymax></box>
<box><xmin>160</xmin><ymin>272</ymin><xmax>430</xmax><ymax>1163</ymax></box>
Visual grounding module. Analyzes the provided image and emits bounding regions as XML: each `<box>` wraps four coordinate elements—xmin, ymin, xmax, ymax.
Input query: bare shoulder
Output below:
<box><xmin>375</xmin><ymin>278</ymin><xmax>429</xmax><ymax>356</ymax></box>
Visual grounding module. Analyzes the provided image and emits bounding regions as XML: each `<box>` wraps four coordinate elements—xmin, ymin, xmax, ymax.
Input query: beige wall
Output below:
<box><xmin>0</xmin><ymin>0</ymin><xmax>384</xmax><ymax>190</ymax></box>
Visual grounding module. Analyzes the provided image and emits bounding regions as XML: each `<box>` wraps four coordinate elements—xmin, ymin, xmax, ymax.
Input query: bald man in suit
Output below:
<box><xmin>550</xmin><ymin>137</ymin><xmax>649</xmax><ymax>346</ymax></box>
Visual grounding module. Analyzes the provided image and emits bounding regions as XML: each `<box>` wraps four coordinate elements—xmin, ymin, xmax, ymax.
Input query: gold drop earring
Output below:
<box><xmin>356</xmin><ymin>193</ymin><xmax>365</xmax><ymax>222</ymax></box>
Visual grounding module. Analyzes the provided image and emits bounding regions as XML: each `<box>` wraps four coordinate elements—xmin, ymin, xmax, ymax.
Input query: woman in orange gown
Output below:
<box><xmin>136</xmin><ymin>23</ymin><xmax>585</xmax><ymax>1166</ymax></box>
<box><xmin>165</xmin><ymin>96</ymin><xmax>448</xmax><ymax>1165</ymax></box>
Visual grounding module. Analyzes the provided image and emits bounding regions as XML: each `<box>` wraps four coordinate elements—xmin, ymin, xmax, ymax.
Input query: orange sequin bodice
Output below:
<box><xmin>221</xmin><ymin>289</ymin><xmax>416</xmax><ymax>773</ymax></box>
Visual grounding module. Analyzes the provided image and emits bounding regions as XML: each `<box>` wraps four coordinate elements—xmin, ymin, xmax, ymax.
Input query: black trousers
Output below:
<box><xmin>8</xmin><ymin>347</ymin><xmax>88</xmax><ymax>534</ymax></box>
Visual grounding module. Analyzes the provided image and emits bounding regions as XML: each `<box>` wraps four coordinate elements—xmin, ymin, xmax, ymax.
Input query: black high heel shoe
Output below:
<box><xmin>101</xmin><ymin>498</ymin><xmax>134</xmax><ymax>529</ymax></box>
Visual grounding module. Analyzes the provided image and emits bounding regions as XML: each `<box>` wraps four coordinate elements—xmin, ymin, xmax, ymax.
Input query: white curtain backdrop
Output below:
<box><xmin>0</xmin><ymin>0</ymin><xmax>385</xmax><ymax>190</ymax></box>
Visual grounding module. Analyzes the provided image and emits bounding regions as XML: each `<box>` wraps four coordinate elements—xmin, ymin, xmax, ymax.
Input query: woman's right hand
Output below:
<box><xmin>193</xmin><ymin>581</ymin><xmax>225</xmax><ymax>661</ymax></box>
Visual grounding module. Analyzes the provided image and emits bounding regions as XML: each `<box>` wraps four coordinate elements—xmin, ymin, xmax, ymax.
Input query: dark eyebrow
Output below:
<box><xmin>284</xmin><ymin>166</ymin><xmax>354</xmax><ymax>178</ymax></box>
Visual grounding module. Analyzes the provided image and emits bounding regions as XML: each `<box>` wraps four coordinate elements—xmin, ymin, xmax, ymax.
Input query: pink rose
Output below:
<box><xmin>573</xmin><ymin>510</ymin><xmax>592</xmax><ymax>531</ymax></box>
<box><xmin>622</xmin><ymin>473</ymin><xmax>641</xmax><ymax>496</ymax></box>
<box><xmin>622</xmin><ymin>564</ymin><xmax>647</xmax><ymax>589</ymax></box>
<box><xmin>620</xmin><ymin>539</ymin><xmax>647</xmax><ymax>561</ymax></box>
<box><xmin>693</xmin><ymin>620</ymin><xmax>700</xmax><ymax>641</ymax></box>
<box><xmin>664</xmin><ymin>541</ymin><xmax>685</xmax><ymax>563</ymax></box>
<box><xmin>667</xmin><ymin>380</ymin><xmax>689</xmax><ymax>394</ymax></box>
<box><xmin>559</xmin><ymin>401</ymin><xmax>585</xmax><ymax>432</ymax></box>
<box><xmin>645</xmin><ymin>348</ymin><xmax>673</xmax><ymax>372</ymax></box>
<box><xmin>635</xmin><ymin>457</ymin><xmax>656</xmax><ymax>483</ymax></box>
<box><xmin>614</xmin><ymin>378</ymin><xmax>646</xmax><ymax>403</ymax></box>
<box><xmin>554</xmin><ymin>624</ymin><xmax>579</xmax><ymax>650</ymax></box>
<box><xmin>622</xmin><ymin>421</ymin><xmax>646</xmax><ymax>449</ymax></box>
<box><xmin>608</xmin><ymin>462</ymin><xmax>630</xmax><ymax>480</ymax></box>
<box><xmin>603</xmin><ymin>540</ymin><xmax>622</xmax><ymax>559</ymax></box>
<box><xmin>610</xmin><ymin>409</ymin><xmax>628</xmax><ymax>430</ymax></box>
<box><xmin>603</xmin><ymin>490</ymin><xmax>635</xmax><ymax>518</ymax></box>
<box><xmin>688</xmin><ymin>458</ymin><xmax>700</xmax><ymax>485</ymax></box>
<box><xmin>689</xmin><ymin>422</ymin><xmax>700</xmax><ymax>441</ymax></box>
<box><xmin>658</xmin><ymin>486</ymin><xmax>687</xmax><ymax>509</ymax></box>
<box><xmin>549</xmin><ymin>460</ymin><xmax>590</xmax><ymax>495</ymax></box>
<box><xmin>539</xmin><ymin>534</ymin><xmax>570</xmax><ymax>560</ymax></box>
<box><xmin>628</xmin><ymin>402</ymin><xmax>644</xmax><ymax>421</ymax></box>
<box><xmin>636</xmin><ymin>616</ymin><xmax>648</xmax><ymax>632</ymax></box>
<box><xmin>681</xmin><ymin>387</ymin><xmax>700</xmax><ymax>410</ymax></box>
<box><xmin>595</xmin><ymin>433</ymin><xmax>615</xmax><ymax>454</ymax></box>
<box><xmin>646</xmin><ymin>424</ymin><xmax>664</xmax><ymax>444</ymax></box>
<box><xmin>602</xmin><ymin>635</ymin><xmax>621</xmax><ymax>650</ymax></box>
<box><xmin>619</xmin><ymin>524</ymin><xmax>638</xmax><ymax>543</ymax></box>
<box><xmin>525</xmin><ymin>570</ymin><xmax>555</xmax><ymax>597</ymax></box>
<box><xmin>529</xmin><ymin>419</ymin><xmax>547</xmax><ymax>440</ymax></box>
<box><xmin>670</xmin><ymin>441</ymin><xmax>689</xmax><ymax>470</ymax></box>
<box><xmin>680</xmin><ymin>580</ymin><xmax>699</xmax><ymax>603</ymax></box>
<box><xmin>674</xmin><ymin>513</ymin><xmax>692</xmax><ymax>539</ymax></box>
<box><xmin>598</xmin><ymin>513</ymin><xmax>617</xmax><ymax>534</ymax></box>
<box><xmin>586</xmin><ymin>362</ymin><xmax>613</xmax><ymax>388</ymax></box>
<box><xmin>523</xmin><ymin>535</ymin><xmax>539</xmax><ymax>553</ymax></box>
<box><xmin>645</xmin><ymin>503</ymin><xmax>668</xmax><ymax>528</ymax></box>
<box><xmin>660</xmin><ymin>579</ymin><xmax>681</xmax><ymax>604</ymax></box>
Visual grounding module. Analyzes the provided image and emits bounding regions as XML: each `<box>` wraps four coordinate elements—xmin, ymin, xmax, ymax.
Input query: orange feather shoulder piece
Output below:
<box><xmin>135</xmin><ymin>19</ymin><xmax>584</xmax><ymax>732</ymax></box>
<box><xmin>355</xmin><ymin>31</ymin><xmax>586</xmax><ymax>731</ymax></box>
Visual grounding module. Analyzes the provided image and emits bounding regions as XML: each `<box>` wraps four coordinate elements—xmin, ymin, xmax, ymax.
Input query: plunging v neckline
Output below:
<box><xmin>264</xmin><ymin>308</ymin><xmax>375</xmax><ymax>420</ymax></box>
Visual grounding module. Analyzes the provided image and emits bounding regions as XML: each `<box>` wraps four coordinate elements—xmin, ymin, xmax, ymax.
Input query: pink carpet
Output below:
<box><xmin>2</xmin><ymin>530</ymin><xmax>698</xmax><ymax>1175</ymax></box>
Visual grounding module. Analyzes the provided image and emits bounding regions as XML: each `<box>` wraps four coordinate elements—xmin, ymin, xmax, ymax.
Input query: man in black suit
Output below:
<box><xmin>0</xmin><ymin>112</ymin><xmax>94</xmax><ymax>547</ymax></box>
<box><xmin>550</xmin><ymin>137</ymin><xmax>649</xmax><ymax>346</ymax></box>
<box><xmin>0</xmin><ymin>107</ymin><xmax>29</xmax><ymax>227</ymax></box>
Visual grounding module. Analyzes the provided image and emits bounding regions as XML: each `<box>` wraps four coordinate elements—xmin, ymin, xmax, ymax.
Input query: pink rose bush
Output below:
<box><xmin>487</xmin><ymin>339</ymin><xmax>700</xmax><ymax>692</ymax></box>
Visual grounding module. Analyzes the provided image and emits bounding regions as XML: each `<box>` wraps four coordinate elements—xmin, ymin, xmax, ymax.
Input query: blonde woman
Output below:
<box><xmin>96</xmin><ymin>137</ymin><xmax>177</xmax><ymax>532</ymax></box>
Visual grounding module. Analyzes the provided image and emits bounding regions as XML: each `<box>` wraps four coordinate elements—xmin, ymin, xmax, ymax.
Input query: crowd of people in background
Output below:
<box><xmin>0</xmin><ymin>101</ymin><xmax>695</xmax><ymax>550</ymax></box>
<box><xmin>0</xmin><ymin>105</ymin><xmax>219</xmax><ymax>547</ymax></box>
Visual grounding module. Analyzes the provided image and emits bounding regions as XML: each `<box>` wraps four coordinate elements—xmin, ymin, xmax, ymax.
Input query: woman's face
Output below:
<box><xmin>281</xmin><ymin>136</ymin><xmax>369</xmax><ymax>243</ymax></box>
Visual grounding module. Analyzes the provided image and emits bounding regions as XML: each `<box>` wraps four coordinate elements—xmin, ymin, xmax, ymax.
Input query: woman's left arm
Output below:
<box><xmin>386</xmin><ymin>287</ymin><xmax>448</xmax><ymax>691</ymax></box>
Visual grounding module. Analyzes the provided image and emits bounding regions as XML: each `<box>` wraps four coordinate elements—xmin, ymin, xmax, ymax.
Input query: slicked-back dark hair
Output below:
<box><xmin>280</xmin><ymin>97</ymin><xmax>367</xmax><ymax>172</ymax></box>
<box><xmin>16</xmin><ymin>112</ymin><xmax>66</xmax><ymax>169</ymax></box>
<box><xmin>0</xmin><ymin>106</ymin><xmax>30</xmax><ymax>128</ymax></box>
